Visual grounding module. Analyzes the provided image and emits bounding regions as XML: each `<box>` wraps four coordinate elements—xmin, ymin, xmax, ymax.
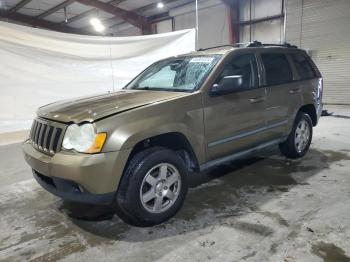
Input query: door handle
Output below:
<box><xmin>249</xmin><ymin>96</ymin><xmax>264</xmax><ymax>104</ymax></box>
<box><xmin>289</xmin><ymin>88</ymin><xmax>301</xmax><ymax>94</ymax></box>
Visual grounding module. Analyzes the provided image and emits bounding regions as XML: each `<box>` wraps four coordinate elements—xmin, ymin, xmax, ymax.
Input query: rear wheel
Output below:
<box><xmin>115</xmin><ymin>147</ymin><xmax>188</xmax><ymax>227</ymax></box>
<box><xmin>279</xmin><ymin>112</ymin><xmax>313</xmax><ymax>159</ymax></box>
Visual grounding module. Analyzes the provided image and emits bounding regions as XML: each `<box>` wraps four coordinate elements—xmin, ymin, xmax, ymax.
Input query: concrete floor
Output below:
<box><xmin>0</xmin><ymin>105</ymin><xmax>350</xmax><ymax>262</ymax></box>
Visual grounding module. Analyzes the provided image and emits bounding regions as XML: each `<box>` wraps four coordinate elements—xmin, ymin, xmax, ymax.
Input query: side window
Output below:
<box><xmin>217</xmin><ymin>53</ymin><xmax>258</xmax><ymax>89</ymax></box>
<box><xmin>290</xmin><ymin>52</ymin><xmax>316</xmax><ymax>80</ymax></box>
<box><xmin>261</xmin><ymin>53</ymin><xmax>293</xmax><ymax>86</ymax></box>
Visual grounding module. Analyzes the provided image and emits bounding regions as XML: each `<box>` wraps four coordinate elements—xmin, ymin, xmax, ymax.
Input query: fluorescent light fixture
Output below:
<box><xmin>157</xmin><ymin>2</ymin><xmax>164</xmax><ymax>8</ymax></box>
<box><xmin>89</xmin><ymin>17</ymin><xmax>105</xmax><ymax>32</ymax></box>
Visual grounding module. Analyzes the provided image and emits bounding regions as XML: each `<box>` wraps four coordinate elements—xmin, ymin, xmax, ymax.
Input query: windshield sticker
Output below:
<box><xmin>190</xmin><ymin>57</ymin><xmax>214</xmax><ymax>63</ymax></box>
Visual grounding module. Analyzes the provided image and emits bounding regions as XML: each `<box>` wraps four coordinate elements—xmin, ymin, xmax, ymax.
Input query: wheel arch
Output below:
<box><xmin>124</xmin><ymin>132</ymin><xmax>200</xmax><ymax>174</ymax></box>
<box><xmin>299</xmin><ymin>104</ymin><xmax>317</xmax><ymax>126</ymax></box>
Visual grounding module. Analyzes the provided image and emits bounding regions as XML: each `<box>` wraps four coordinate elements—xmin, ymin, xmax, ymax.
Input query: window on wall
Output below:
<box><xmin>261</xmin><ymin>53</ymin><xmax>293</xmax><ymax>86</ymax></box>
<box><xmin>217</xmin><ymin>54</ymin><xmax>258</xmax><ymax>89</ymax></box>
<box><xmin>290</xmin><ymin>52</ymin><xmax>316</xmax><ymax>80</ymax></box>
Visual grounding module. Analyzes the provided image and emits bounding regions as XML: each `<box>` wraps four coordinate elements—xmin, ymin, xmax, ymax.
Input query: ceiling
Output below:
<box><xmin>0</xmin><ymin>0</ymin><xmax>194</xmax><ymax>35</ymax></box>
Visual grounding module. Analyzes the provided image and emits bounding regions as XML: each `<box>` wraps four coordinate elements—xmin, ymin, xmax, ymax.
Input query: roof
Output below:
<box><xmin>0</xmin><ymin>0</ymin><xmax>193</xmax><ymax>35</ymax></box>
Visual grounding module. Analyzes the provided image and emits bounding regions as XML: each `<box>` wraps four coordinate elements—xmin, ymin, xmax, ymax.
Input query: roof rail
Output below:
<box><xmin>197</xmin><ymin>42</ymin><xmax>258</xmax><ymax>51</ymax></box>
<box><xmin>197</xmin><ymin>44</ymin><xmax>235</xmax><ymax>51</ymax></box>
<box><xmin>247</xmin><ymin>41</ymin><xmax>298</xmax><ymax>48</ymax></box>
<box><xmin>196</xmin><ymin>41</ymin><xmax>298</xmax><ymax>51</ymax></box>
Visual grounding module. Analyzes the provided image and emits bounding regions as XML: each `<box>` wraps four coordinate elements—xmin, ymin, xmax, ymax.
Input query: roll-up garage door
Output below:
<box><xmin>286</xmin><ymin>0</ymin><xmax>350</xmax><ymax>104</ymax></box>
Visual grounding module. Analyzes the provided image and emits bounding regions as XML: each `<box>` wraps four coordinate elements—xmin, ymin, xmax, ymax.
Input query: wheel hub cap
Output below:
<box><xmin>155</xmin><ymin>181</ymin><xmax>167</xmax><ymax>195</ymax></box>
<box><xmin>140</xmin><ymin>163</ymin><xmax>181</xmax><ymax>214</ymax></box>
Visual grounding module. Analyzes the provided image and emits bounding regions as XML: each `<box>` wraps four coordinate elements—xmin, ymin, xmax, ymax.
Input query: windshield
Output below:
<box><xmin>126</xmin><ymin>55</ymin><xmax>221</xmax><ymax>92</ymax></box>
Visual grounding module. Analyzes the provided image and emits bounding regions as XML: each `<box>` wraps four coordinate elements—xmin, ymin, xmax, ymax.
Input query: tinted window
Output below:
<box><xmin>262</xmin><ymin>53</ymin><xmax>293</xmax><ymax>86</ymax></box>
<box><xmin>217</xmin><ymin>53</ymin><xmax>258</xmax><ymax>89</ymax></box>
<box><xmin>290</xmin><ymin>52</ymin><xmax>316</xmax><ymax>80</ymax></box>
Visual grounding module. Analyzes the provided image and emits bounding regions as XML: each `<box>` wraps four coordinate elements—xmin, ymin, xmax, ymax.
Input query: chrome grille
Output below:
<box><xmin>30</xmin><ymin>118</ymin><xmax>66</xmax><ymax>155</ymax></box>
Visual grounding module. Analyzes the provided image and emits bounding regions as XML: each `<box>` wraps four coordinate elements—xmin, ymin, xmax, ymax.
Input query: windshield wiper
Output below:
<box><xmin>132</xmin><ymin>86</ymin><xmax>150</xmax><ymax>90</ymax></box>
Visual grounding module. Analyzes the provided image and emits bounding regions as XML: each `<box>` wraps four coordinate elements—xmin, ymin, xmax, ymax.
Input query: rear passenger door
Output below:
<box><xmin>259</xmin><ymin>51</ymin><xmax>301</xmax><ymax>140</ymax></box>
<box><xmin>288</xmin><ymin>51</ymin><xmax>320</xmax><ymax>107</ymax></box>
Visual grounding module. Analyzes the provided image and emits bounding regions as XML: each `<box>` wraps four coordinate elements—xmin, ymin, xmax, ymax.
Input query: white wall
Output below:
<box><xmin>240</xmin><ymin>0</ymin><xmax>282</xmax><ymax>21</ymax></box>
<box><xmin>173</xmin><ymin>0</ymin><xmax>230</xmax><ymax>49</ymax></box>
<box><xmin>240</xmin><ymin>19</ymin><xmax>283</xmax><ymax>43</ymax></box>
<box><xmin>110</xmin><ymin>0</ymin><xmax>231</xmax><ymax>49</ymax></box>
<box><xmin>239</xmin><ymin>0</ymin><xmax>283</xmax><ymax>43</ymax></box>
<box><xmin>156</xmin><ymin>19</ymin><xmax>173</xmax><ymax>33</ymax></box>
<box><xmin>110</xmin><ymin>24</ymin><xmax>141</xmax><ymax>36</ymax></box>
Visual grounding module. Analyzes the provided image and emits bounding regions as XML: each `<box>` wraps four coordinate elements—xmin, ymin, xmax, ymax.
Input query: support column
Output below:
<box><xmin>223</xmin><ymin>0</ymin><xmax>240</xmax><ymax>44</ymax></box>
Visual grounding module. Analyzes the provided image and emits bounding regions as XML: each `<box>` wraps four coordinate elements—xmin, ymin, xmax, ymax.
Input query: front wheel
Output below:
<box><xmin>115</xmin><ymin>147</ymin><xmax>188</xmax><ymax>227</ymax></box>
<box><xmin>279</xmin><ymin>112</ymin><xmax>313</xmax><ymax>159</ymax></box>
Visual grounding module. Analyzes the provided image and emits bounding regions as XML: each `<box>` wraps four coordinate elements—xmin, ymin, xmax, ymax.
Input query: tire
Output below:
<box><xmin>115</xmin><ymin>147</ymin><xmax>188</xmax><ymax>227</ymax></box>
<box><xmin>279</xmin><ymin>112</ymin><xmax>313</xmax><ymax>159</ymax></box>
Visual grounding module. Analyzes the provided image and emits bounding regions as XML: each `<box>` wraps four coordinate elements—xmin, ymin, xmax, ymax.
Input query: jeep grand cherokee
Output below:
<box><xmin>23</xmin><ymin>42</ymin><xmax>323</xmax><ymax>226</ymax></box>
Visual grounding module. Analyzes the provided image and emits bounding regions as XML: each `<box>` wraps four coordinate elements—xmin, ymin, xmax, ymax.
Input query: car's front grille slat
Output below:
<box><xmin>29</xmin><ymin>119</ymin><xmax>66</xmax><ymax>155</ymax></box>
<box><xmin>42</xmin><ymin>125</ymin><xmax>50</xmax><ymax>151</ymax></box>
<box><xmin>34</xmin><ymin>123</ymin><xmax>42</xmax><ymax>145</ymax></box>
<box><xmin>31</xmin><ymin>121</ymin><xmax>38</xmax><ymax>142</ymax></box>
<box><xmin>39</xmin><ymin>125</ymin><xmax>46</xmax><ymax>149</ymax></box>
<box><xmin>45</xmin><ymin>126</ymin><xmax>54</xmax><ymax>151</ymax></box>
<box><xmin>49</xmin><ymin>128</ymin><xmax>58</xmax><ymax>153</ymax></box>
<box><xmin>29</xmin><ymin>121</ymin><xmax>37</xmax><ymax>140</ymax></box>
<box><xmin>53</xmin><ymin>128</ymin><xmax>63</xmax><ymax>152</ymax></box>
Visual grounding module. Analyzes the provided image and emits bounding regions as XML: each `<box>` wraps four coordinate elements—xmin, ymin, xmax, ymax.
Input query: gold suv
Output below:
<box><xmin>23</xmin><ymin>42</ymin><xmax>323</xmax><ymax>226</ymax></box>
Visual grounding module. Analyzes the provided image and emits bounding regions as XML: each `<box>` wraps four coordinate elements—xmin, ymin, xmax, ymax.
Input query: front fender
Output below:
<box><xmin>96</xmin><ymin>93</ymin><xmax>206</xmax><ymax>164</ymax></box>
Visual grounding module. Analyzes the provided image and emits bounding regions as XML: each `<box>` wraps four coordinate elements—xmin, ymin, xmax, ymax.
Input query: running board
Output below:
<box><xmin>199</xmin><ymin>137</ymin><xmax>287</xmax><ymax>172</ymax></box>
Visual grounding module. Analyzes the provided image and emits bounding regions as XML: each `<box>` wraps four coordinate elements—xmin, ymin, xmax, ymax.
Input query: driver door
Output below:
<box><xmin>203</xmin><ymin>53</ymin><xmax>267</xmax><ymax>161</ymax></box>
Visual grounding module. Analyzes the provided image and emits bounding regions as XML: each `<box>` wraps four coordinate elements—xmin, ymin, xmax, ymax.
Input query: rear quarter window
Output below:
<box><xmin>261</xmin><ymin>53</ymin><xmax>293</xmax><ymax>86</ymax></box>
<box><xmin>290</xmin><ymin>52</ymin><xmax>316</xmax><ymax>80</ymax></box>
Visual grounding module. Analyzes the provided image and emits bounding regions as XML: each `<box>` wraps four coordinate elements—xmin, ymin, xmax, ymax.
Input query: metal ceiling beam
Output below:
<box><xmin>36</xmin><ymin>0</ymin><xmax>76</xmax><ymax>19</ymax></box>
<box><xmin>60</xmin><ymin>0</ymin><xmax>123</xmax><ymax>26</ymax></box>
<box><xmin>0</xmin><ymin>10</ymin><xmax>89</xmax><ymax>34</ymax></box>
<box><xmin>108</xmin><ymin>0</ymin><xmax>194</xmax><ymax>31</ymax></box>
<box><xmin>68</xmin><ymin>0</ymin><xmax>191</xmax><ymax>34</ymax></box>
<box><xmin>130</xmin><ymin>0</ymin><xmax>182</xmax><ymax>14</ymax></box>
<box><xmin>76</xmin><ymin>0</ymin><xmax>150</xmax><ymax>30</ymax></box>
<box><xmin>61</xmin><ymin>8</ymin><xmax>97</xmax><ymax>25</ymax></box>
<box><xmin>9</xmin><ymin>0</ymin><xmax>32</xmax><ymax>12</ymax></box>
<box><xmin>239</xmin><ymin>14</ymin><xmax>284</xmax><ymax>26</ymax></box>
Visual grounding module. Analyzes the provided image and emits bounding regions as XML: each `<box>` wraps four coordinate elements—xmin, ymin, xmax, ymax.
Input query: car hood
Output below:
<box><xmin>37</xmin><ymin>89</ymin><xmax>188</xmax><ymax>123</ymax></box>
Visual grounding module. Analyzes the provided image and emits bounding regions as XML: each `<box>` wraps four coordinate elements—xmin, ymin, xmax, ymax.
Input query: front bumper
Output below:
<box><xmin>33</xmin><ymin>170</ymin><xmax>114</xmax><ymax>204</ymax></box>
<box><xmin>23</xmin><ymin>140</ymin><xmax>131</xmax><ymax>204</ymax></box>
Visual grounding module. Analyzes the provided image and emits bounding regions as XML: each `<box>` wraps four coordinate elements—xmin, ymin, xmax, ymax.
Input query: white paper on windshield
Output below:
<box><xmin>190</xmin><ymin>57</ymin><xmax>214</xmax><ymax>63</ymax></box>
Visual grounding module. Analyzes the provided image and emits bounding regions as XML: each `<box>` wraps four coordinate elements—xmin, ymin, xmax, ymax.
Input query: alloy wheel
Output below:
<box><xmin>295</xmin><ymin>119</ymin><xmax>310</xmax><ymax>153</ymax></box>
<box><xmin>140</xmin><ymin>163</ymin><xmax>181</xmax><ymax>213</ymax></box>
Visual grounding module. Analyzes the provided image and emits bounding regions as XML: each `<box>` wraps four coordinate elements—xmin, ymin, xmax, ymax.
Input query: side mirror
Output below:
<box><xmin>210</xmin><ymin>75</ymin><xmax>243</xmax><ymax>97</ymax></box>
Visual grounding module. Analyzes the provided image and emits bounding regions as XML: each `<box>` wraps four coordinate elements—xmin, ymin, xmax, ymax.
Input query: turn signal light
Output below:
<box><xmin>87</xmin><ymin>133</ymin><xmax>107</xmax><ymax>153</ymax></box>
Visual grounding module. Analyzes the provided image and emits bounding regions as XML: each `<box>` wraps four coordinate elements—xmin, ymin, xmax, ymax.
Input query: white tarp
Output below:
<box><xmin>0</xmin><ymin>22</ymin><xmax>195</xmax><ymax>133</ymax></box>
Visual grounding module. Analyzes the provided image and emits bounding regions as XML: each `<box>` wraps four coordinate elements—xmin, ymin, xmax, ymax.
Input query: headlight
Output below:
<box><xmin>62</xmin><ymin>123</ymin><xmax>107</xmax><ymax>153</ymax></box>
